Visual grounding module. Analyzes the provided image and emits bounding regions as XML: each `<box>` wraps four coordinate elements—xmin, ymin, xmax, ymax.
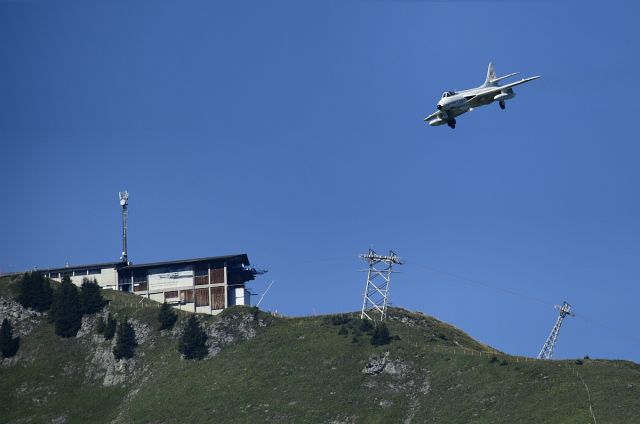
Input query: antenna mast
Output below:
<box><xmin>537</xmin><ymin>301</ymin><xmax>575</xmax><ymax>359</ymax></box>
<box><xmin>118</xmin><ymin>190</ymin><xmax>129</xmax><ymax>263</ymax></box>
<box><xmin>359</xmin><ymin>249</ymin><xmax>404</xmax><ymax>323</ymax></box>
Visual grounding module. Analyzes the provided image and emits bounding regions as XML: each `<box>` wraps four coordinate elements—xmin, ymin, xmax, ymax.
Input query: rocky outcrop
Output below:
<box><xmin>0</xmin><ymin>297</ymin><xmax>42</xmax><ymax>367</ymax></box>
<box><xmin>0</xmin><ymin>298</ymin><xmax>43</xmax><ymax>337</ymax></box>
<box><xmin>203</xmin><ymin>309</ymin><xmax>258</xmax><ymax>358</ymax></box>
<box><xmin>362</xmin><ymin>351</ymin><xmax>410</xmax><ymax>377</ymax></box>
<box><xmin>77</xmin><ymin>312</ymin><xmax>153</xmax><ymax>387</ymax></box>
<box><xmin>361</xmin><ymin>352</ymin><xmax>431</xmax><ymax>424</ymax></box>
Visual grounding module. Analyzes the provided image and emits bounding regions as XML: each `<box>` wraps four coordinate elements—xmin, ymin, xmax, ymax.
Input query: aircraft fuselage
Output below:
<box><xmin>424</xmin><ymin>63</ymin><xmax>539</xmax><ymax>128</ymax></box>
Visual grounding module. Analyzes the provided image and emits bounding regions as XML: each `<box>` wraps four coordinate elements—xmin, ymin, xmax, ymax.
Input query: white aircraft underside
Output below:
<box><xmin>424</xmin><ymin>63</ymin><xmax>540</xmax><ymax>129</ymax></box>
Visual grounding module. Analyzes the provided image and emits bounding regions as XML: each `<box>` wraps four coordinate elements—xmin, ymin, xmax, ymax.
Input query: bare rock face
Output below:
<box><xmin>76</xmin><ymin>314</ymin><xmax>98</xmax><ymax>339</ymax></box>
<box><xmin>362</xmin><ymin>352</ymin><xmax>409</xmax><ymax>377</ymax></box>
<box><xmin>0</xmin><ymin>298</ymin><xmax>42</xmax><ymax>367</ymax></box>
<box><xmin>130</xmin><ymin>318</ymin><xmax>152</xmax><ymax>346</ymax></box>
<box><xmin>0</xmin><ymin>298</ymin><xmax>43</xmax><ymax>337</ymax></box>
<box><xmin>361</xmin><ymin>352</ymin><xmax>431</xmax><ymax>424</ymax></box>
<box><xmin>202</xmin><ymin>309</ymin><xmax>259</xmax><ymax>358</ymax></box>
<box><xmin>362</xmin><ymin>352</ymin><xmax>390</xmax><ymax>375</ymax></box>
<box><xmin>84</xmin><ymin>333</ymin><xmax>140</xmax><ymax>387</ymax></box>
<box><xmin>77</xmin><ymin>313</ymin><xmax>152</xmax><ymax>387</ymax></box>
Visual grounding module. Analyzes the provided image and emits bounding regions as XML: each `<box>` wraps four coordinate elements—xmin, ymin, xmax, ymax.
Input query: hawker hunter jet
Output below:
<box><xmin>424</xmin><ymin>63</ymin><xmax>540</xmax><ymax>129</ymax></box>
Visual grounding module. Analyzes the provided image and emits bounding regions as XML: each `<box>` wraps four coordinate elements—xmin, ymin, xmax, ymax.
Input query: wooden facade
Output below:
<box><xmin>113</xmin><ymin>254</ymin><xmax>255</xmax><ymax>315</ymax></box>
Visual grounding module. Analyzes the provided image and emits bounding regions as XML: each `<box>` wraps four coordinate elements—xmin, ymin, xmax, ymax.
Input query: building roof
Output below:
<box><xmin>121</xmin><ymin>253</ymin><xmax>250</xmax><ymax>270</ymax></box>
<box><xmin>32</xmin><ymin>254</ymin><xmax>251</xmax><ymax>274</ymax></box>
<box><xmin>37</xmin><ymin>261</ymin><xmax>127</xmax><ymax>273</ymax></box>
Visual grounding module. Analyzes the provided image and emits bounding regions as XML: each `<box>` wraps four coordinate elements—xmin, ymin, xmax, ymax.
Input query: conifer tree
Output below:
<box><xmin>0</xmin><ymin>318</ymin><xmax>20</xmax><ymax>358</ymax></box>
<box><xmin>113</xmin><ymin>319</ymin><xmax>137</xmax><ymax>360</ymax></box>
<box><xmin>17</xmin><ymin>272</ymin><xmax>35</xmax><ymax>309</ymax></box>
<box><xmin>17</xmin><ymin>272</ymin><xmax>52</xmax><ymax>312</ymax></box>
<box><xmin>33</xmin><ymin>273</ymin><xmax>53</xmax><ymax>312</ymax></box>
<box><xmin>50</xmin><ymin>276</ymin><xmax>82</xmax><ymax>337</ymax></box>
<box><xmin>157</xmin><ymin>302</ymin><xmax>177</xmax><ymax>330</ymax></box>
<box><xmin>80</xmin><ymin>278</ymin><xmax>105</xmax><ymax>314</ymax></box>
<box><xmin>178</xmin><ymin>315</ymin><xmax>208</xmax><ymax>360</ymax></box>
<box><xmin>104</xmin><ymin>312</ymin><xmax>117</xmax><ymax>340</ymax></box>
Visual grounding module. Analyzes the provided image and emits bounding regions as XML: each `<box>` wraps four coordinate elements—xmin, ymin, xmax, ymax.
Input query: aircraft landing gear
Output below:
<box><xmin>447</xmin><ymin>118</ymin><xmax>456</xmax><ymax>129</ymax></box>
<box><xmin>499</xmin><ymin>100</ymin><xmax>506</xmax><ymax>110</ymax></box>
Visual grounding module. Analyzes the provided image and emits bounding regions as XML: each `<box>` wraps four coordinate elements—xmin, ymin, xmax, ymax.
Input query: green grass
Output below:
<box><xmin>0</xmin><ymin>317</ymin><xmax>127</xmax><ymax>423</ymax></box>
<box><xmin>1</xmin><ymin>275</ymin><xmax>639</xmax><ymax>423</ymax></box>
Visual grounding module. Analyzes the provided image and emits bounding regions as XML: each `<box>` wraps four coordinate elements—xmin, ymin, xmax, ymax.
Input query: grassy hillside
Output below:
<box><xmin>1</xmin><ymin>275</ymin><xmax>638</xmax><ymax>423</ymax></box>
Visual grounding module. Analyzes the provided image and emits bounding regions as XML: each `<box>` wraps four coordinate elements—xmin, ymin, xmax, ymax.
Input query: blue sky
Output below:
<box><xmin>1</xmin><ymin>0</ymin><xmax>639</xmax><ymax>361</ymax></box>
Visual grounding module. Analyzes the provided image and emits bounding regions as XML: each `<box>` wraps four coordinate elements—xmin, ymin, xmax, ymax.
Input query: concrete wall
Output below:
<box><xmin>229</xmin><ymin>287</ymin><xmax>248</xmax><ymax>306</ymax></box>
<box><xmin>49</xmin><ymin>267</ymin><xmax>119</xmax><ymax>289</ymax></box>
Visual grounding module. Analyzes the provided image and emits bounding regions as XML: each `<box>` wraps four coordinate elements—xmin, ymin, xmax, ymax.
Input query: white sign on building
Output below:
<box><xmin>148</xmin><ymin>267</ymin><xmax>194</xmax><ymax>291</ymax></box>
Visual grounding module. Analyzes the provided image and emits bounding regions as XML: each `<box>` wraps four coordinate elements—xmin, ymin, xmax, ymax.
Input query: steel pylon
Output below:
<box><xmin>537</xmin><ymin>301</ymin><xmax>575</xmax><ymax>359</ymax></box>
<box><xmin>359</xmin><ymin>249</ymin><xmax>404</xmax><ymax>323</ymax></box>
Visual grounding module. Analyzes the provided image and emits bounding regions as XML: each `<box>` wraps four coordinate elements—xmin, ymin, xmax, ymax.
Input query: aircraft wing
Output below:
<box><xmin>466</xmin><ymin>76</ymin><xmax>540</xmax><ymax>107</ymax></box>
<box><xmin>423</xmin><ymin>110</ymin><xmax>440</xmax><ymax>122</ymax></box>
<box><xmin>497</xmin><ymin>75</ymin><xmax>540</xmax><ymax>91</ymax></box>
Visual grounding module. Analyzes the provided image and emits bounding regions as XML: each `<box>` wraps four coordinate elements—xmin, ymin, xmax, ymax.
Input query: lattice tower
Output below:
<box><xmin>359</xmin><ymin>249</ymin><xmax>404</xmax><ymax>323</ymax></box>
<box><xmin>538</xmin><ymin>301</ymin><xmax>575</xmax><ymax>359</ymax></box>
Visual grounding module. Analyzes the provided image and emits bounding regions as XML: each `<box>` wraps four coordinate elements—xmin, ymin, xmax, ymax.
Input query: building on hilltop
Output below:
<box><xmin>41</xmin><ymin>253</ymin><xmax>260</xmax><ymax>315</ymax></box>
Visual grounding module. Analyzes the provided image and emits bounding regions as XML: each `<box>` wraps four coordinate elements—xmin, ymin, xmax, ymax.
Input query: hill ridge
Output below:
<box><xmin>1</xmin><ymin>275</ymin><xmax>639</xmax><ymax>423</ymax></box>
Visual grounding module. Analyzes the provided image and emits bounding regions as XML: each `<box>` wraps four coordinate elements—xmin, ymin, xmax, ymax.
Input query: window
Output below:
<box><xmin>194</xmin><ymin>267</ymin><xmax>208</xmax><ymax>277</ymax></box>
<box><xmin>132</xmin><ymin>273</ymin><xmax>147</xmax><ymax>283</ymax></box>
<box><xmin>49</xmin><ymin>272</ymin><xmax>60</xmax><ymax>279</ymax></box>
<box><xmin>195</xmin><ymin>267</ymin><xmax>208</xmax><ymax>285</ymax></box>
<box><xmin>88</xmin><ymin>268</ymin><xmax>102</xmax><ymax>275</ymax></box>
<box><xmin>164</xmin><ymin>291</ymin><xmax>179</xmax><ymax>301</ymax></box>
<box><xmin>133</xmin><ymin>282</ymin><xmax>148</xmax><ymax>292</ymax></box>
<box><xmin>74</xmin><ymin>269</ymin><xmax>88</xmax><ymax>276</ymax></box>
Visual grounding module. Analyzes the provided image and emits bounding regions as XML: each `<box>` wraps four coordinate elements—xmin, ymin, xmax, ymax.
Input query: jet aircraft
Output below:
<box><xmin>424</xmin><ymin>63</ymin><xmax>540</xmax><ymax>129</ymax></box>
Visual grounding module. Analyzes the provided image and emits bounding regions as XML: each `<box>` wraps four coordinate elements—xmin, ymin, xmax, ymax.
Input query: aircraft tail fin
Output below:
<box><xmin>483</xmin><ymin>62</ymin><xmax>497</xmax><ymax>87</ymax></box>
<box><xmin>483</xmin><ymin>62</ymin><xmax>520</xmax><ymax>87</ymax></box>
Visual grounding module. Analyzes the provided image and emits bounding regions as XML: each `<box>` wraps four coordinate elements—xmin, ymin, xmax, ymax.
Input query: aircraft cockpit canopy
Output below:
<box><xmin>441</xmin><ymin>91</ymin><xmax>456</xmax><ymax>98</ymax></box>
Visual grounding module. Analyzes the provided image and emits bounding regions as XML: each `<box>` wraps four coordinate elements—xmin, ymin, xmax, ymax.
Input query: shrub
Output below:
<box><xmin>113</xmin><ymin>320</ymin><xmax>137</xmax><ymax>360</ymax></box>
<box><xmin>104</xmin><ymin>313</ymin><xmax>117</xmax><ymax>340</ymax></box>
<box><xmin>490</xmin><ymin>355</ymin><xmax>499</xmax><ymax>363</ymax></box>
<box><xmin>95</xmin><ymin>316</ymin><xmax>105</xmax><ymax>334</ymax></box>
<box><xmin>370</xmin><ymin>323</ymin><xmax>391</xmax><ymax>346</ymax></box>
<box><xmin>179</xmin><ymin>315</ymin><xmax>208</xmax><ymax>360</ymax></box>
<box><xmin>338</xmin><ymin>326</ymin><xmax>348</xmax><ymax>336</ymax></box>
<box><xmin>80</xmin><ymin>278</ymin><xmax>105</xmax><ymax>314</ymax></box>
<box><xmin>329</xmin><ymin>314</ymin><xmax>351</xmax><ymax>326</ymax></box>
<box><xmin>358</xmin><ymin>319</ymin><xmax>374</xmax><ymax>334</ymax></box>
<box><xmin>0</xmin><ymin>319</ymin><xmax>20</xmax><ymax>358</ymax></box>
<box><xmin>50</xmin><ymin>276</ymin><xmax>82</xmax><ymax>337</ymax></box>
<box><xmin>158</xmin><ymin>302</ymin><xmax>178</xmax><ymax>330</ymax></box>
